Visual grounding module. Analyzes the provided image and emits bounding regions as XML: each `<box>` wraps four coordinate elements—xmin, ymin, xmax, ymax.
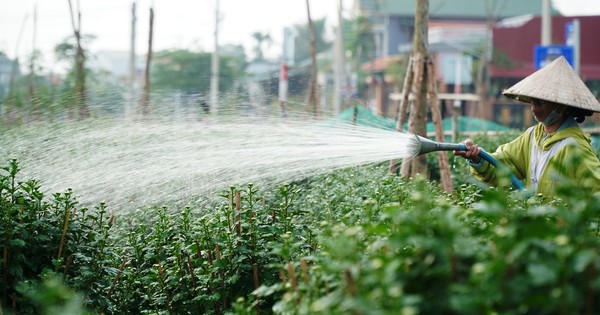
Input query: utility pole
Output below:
<box><xmin>332</xmin><ymin>0</ymin><xmax>345</xmax><ymax>116</ymax></box>
<box><xmin>305</xmin><ymin>0</ymin><xmax>319</xmax><ymax>116</ymax></box>
<box><xmin>129</xmin><ymin>1</ymin><xmax>137</xmax><ymax>117</ymax></box>
<box><xmin>29</xmin><ymin>4</ymin><xmax>37</xmax><ymax>103</ymax></box>
<box><xmin>139</xmin><ymin>6</ymin><xmax>154</xmax><ymax>117</ymax></box>
<box><xmin>541</xmin><ymin>0</ymin><xmax>552</xmax><ymax>45</ymax></box>
<box><xmin>210</xmin><ymin>0</ymin><xmax>220</xmax><ymax>115</ymax></box>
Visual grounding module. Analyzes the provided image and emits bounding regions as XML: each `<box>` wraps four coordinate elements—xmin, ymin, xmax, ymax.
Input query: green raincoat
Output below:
<box><xmin>469</xmin><ymin>119</ymin><xmax>600</xmax><ymax>196</ymax></box>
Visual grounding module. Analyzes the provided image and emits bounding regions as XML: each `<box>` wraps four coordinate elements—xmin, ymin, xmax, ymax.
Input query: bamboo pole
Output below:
<box><xmin>138</xmin><ymin>7</ymin><xmax>154</xmax><ymax>117</ymax></box>
<box><xmin>305</xmin><ymin>0</ymin><xmax>319</xmax><ymax>116</ymax></box>
<box><xmin>427</xmin><ymin>57</ymin><xmax>453</xmax><ymax>192</ymax></box>
<box><xmin>287</xmin><ymin>262</ymin><xmax>298</xmax><ymax>291</ymax></box>
<box><xmin>235</xmin><ymin>191</ymin><xmax>241</xmax><ymax>237</ymax></box>
<box><xmin>56</xmin><ymin>206</ymin><xmax>72</xmax><ymax>266</ymax></box>
<box><xmin>389</xmin><ymin>56</ymin><xmax>415</xmax><ymax>174</ymax></box>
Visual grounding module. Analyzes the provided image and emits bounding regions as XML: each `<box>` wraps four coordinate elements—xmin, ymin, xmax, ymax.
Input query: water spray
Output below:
<box><xmin>415</xmin><ymin>135</ymin><xmax>525</xmax><ymax>190</ymax></box>
<box><xmin>0</xmin><ymin>116</ymin><xmax>525</xmax><ymax>212</ymax></box>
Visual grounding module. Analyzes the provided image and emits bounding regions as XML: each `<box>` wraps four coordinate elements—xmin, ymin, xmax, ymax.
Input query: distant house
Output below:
<box><xmin>354</xmin><ymin>0</ymin><xmax>546</xmax><ymax>121</ymax></box>
<box><xmin>356</xmin><ymin>0</ymin><xmax>543</xmax><ymax>58</ymax></box>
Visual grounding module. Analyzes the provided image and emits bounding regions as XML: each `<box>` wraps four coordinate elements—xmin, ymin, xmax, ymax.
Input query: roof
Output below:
<box><xmin>361</xmin><ymin>55</ymin><xmax>404</xmax><ymax>72</ymax></box>
<box><xmin>491</xmin><ymin>15</ymin><xmax>600</xmax><ymax>80</ymax></box>
<box><xmin>359</xmin><ymin>0</ymin><xmax>546</xmax><ymax>20</ymax></box>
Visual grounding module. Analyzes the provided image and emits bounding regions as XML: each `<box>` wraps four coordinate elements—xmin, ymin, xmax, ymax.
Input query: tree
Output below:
<box><xmin>402</xmin><ymin>0</ymin><xmax>429</xmax><ymax>177</ymax></box>
<box><xmin>54</xmin><ymin>34</ymin><xmax>95</xmax><ymax>118</ymax></box>
<box><xmin>345</xmin><ymin>14</ymin><xmax>376</xmax><ymax>97</ymax></box>
<box><xmin>292</xmin><ymin>17</ymin><xmax>332</xmax><ymax>64</ymax></box>
<box><xmin>345</xmin><ymin>15</ymin><xmax>376</xmax><ymax>66</ymax></box>
<box><xmin>67</xmin><ymin>0</ymin><xmax>89</xmax><ymax>118</ymax></box>
<box><xmin>394</xmin><ymin>0</ymin><xmax>453</xmax><ymax>192</ymax></box>
<box><xmin>250</xmin><ymin>32</ymin><xmax>272</xmax><ymax>61</ymax></box>
<box><xmin>151</xmin><ymin>49</ymin><xmax>243</xmax><ymax>95</ymax></box>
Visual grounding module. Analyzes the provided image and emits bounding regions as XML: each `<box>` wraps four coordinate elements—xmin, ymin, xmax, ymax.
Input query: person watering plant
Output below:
<box><xmin>454</xmin><ymin>56</ymin><xmax>600</xmax><ymax>196</ymax></box>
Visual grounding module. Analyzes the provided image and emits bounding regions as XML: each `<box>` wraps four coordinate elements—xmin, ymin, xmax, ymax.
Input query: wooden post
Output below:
<box><xmin>426</xmin><ymin>58</ymin><xmax>453</xmax><ymax>192</ymax></box>
<box><xmin>388</xmin><ymin>57</ymin><xmax>414</xmax><ymax>174</ymax></box>
<box><xmin>139</xmin><ymin>7</ymin><xmax>154</xmax><ymax>117</ymax></box>
<box><xmin>305</xmin><ymin>0</ymin><xmax>319</xmax><ymax>116</ymax></box>
<box><xmin>401</xmin><ymin>0</ymin><xmax>429</xmax><ymax>178</ymax></box>
<box><xmin>67</xmin><ymin>0</ymin><xmax>89</xmax><ymax>119</ymax></box>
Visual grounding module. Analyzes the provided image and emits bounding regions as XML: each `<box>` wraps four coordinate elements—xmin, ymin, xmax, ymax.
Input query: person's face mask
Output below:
<box><xmin>531</xmin><ymin>99</ymin><xmax>566</xmax><ymax>126</ymax></box>
<box><xmin>541</xmin><ymin>104</ymin><xmax>567</xmax><ymax>126</ymax></box>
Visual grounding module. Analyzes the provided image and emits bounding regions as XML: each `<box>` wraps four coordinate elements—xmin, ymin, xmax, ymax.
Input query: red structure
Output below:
<box><xmin>488</xmin><ymin>15</ymin><xmax>600</xmax><ymax>128</ymax></box>
<box><xmin>492</xmin><ymin>15</ymin><xmax>600</xmax><ymax>81</ymax></box>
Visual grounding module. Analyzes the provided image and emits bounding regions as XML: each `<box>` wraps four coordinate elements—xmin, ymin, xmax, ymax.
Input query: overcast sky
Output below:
<box><xmin>1</xmin><ymin>0</ymin><xmax>600</xmax><ymax>73</ymax></box>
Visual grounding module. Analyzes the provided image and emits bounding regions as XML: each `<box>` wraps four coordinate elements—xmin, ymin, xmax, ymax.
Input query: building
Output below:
<box><xmin>354</xmin><ymin>0</ymin><xmax>547</xmax><ymax>121</ymax></box>
<box><xmin>490</xmin><ymin>15</ymin><xmax>600</xmax><ymax>128</ymax></box>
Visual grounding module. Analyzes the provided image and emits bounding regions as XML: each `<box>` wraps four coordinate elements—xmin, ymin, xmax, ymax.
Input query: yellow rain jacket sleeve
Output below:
<box><xmin>468</xmin><ymin>122</ymin><xmax>600</xmax><ymax>196</ymax></box>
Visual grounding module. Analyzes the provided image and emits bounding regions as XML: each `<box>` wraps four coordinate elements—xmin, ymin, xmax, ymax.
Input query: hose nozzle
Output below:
<box><xmin>416</xmin><ymin>135</ymin><xmax>466</xmax><ymax>155</ymax></box>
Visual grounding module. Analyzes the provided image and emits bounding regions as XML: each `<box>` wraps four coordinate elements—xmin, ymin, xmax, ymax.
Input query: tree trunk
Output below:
<box><xmin>427</xmin><ymin>58</ymin><xmax>453</xmax><ymax>192</ymax></box>
<box><xmin>401</xmin><ymin>0</ymin><xmax>429</xmax><ymax>178</ymax></box>
<box><xmin>305</xmin><ymin>0</ymin><xmax>319</xmax><ymax>116</ymax></box>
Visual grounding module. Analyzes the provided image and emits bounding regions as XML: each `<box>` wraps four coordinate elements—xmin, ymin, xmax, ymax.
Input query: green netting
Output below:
<box><xmin>333</xmin><ymin>105</ymin><xmax>512</xmax><ymax>133</ymax></box>
<box><xmin>332</xmin><ymin>105</ymin><xmax>397</xmax><ymax>130</ymax></box>
<box><xmin>427</xmin><ymin>116</ymin><xmax>513</xmax><ymax>133</ymax></box>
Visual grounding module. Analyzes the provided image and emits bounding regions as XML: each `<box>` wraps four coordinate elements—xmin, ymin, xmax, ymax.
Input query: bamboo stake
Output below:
<box><xmin>300</xmin><ymin>259</ymin><xmax>309</xmax><ymax>284</ymax></box>
<box><xmin>426</xmin><ymin>57</ymin><xmax>453</xmax><ymax>192</ymax></box>
<box><xmin>156</xmin><ymin>260</ymin><xmax>174</xmax><ymax>313</ymax></box>
<box><xmin>344</xmin><ymin>269</ymin><xmax>356</xmax><ymax>296</ymax></box>
<box><xmin>228</xmin><ymin>194</ymin><xmax>234</xmax><ymax>231</ymax></box>
<box><xmin>56</xmin><ymin>206</ymin><xmax>72</xmax><ymax>266</ymax></box>
<box><xmin>62</xmin><ymin>255</ymin><xmax>73</xmax><ymax>281</ymax></box>
<box><xmin>99</xmin><ymin>258</ymin><xmax>128</xmax><ymax>315</ymax></box>
<box><xmin>252</xmin><ymin>263</ymin><xmax>259</xmax><ymax>290</ymax></box>
<box><xmin>278</xmin><ymin>269</ymin><xmax>286</xmax><ymax>282</ymax></box>
<box><xmin>195</xmin><ymin>240</ymin><xmax>203</xmax><ymax>260</ymax></box>
<box><xmin>235</xmin><ymin>191</ymin><xmax>241</xmax><ymax>237</ymax></box>
<box><xmin>207</xmin><ymin>245</ymin><xmax>214</xmax><ymax>266</ymax></box>
<box><xmin>186</xmin><ymin>254</ymin><xmax>197</xmax><ymax>289</ymax></box>
<box><xmin>287</xmin><ymin>262</ymin><xmax>298</xmax><ymax>291</ymax></box>
<box><xmin>396</xmin><ymin>56</ymin><xmax>415</xmax><ymax>131</ymax></box>
<box><xmin>389</xmin><ymin>56</ymin><xmax>415</xmax><ymax>174</ymax></box>
<box><xmin>2</xmin><ymin>246</ymin><xmax>8</xmax><ymax>306</ymax></box>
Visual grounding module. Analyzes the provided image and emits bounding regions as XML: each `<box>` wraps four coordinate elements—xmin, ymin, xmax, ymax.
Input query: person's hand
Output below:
<box><xmin>453</xmin><ymin>139</ymin><xmax>481</xmax><ymax>163</ymax></box>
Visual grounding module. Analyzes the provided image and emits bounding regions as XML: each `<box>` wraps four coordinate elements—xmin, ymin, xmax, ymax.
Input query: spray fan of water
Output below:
<box><xmin>1</xmin><ymin>115</ymin><xmax>420</xmax><ymax>211</ymax></box>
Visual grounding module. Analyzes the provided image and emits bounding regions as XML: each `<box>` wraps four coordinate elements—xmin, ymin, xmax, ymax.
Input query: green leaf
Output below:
<box><xmin>527</xmin><ymin>263</ymin><xmax>557</xmax><ymax>286</ymax></box>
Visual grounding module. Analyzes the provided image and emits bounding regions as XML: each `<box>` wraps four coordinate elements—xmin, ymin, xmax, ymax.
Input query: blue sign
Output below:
<box><xmin>534</xmin><ymin>45</ymin><xmax>574</xmax><ymax>69</ymax></box>
<box><xmin>565</xmin><ymin>22</ymin><xmax>575</xmax><ymax>46</ymax></box>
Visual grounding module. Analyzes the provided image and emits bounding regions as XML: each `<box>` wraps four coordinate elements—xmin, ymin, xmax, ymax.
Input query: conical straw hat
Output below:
<box><xmin>502</xmin><ymin>56</ymin><xmax>600</xmax><ymax>112</ymax></box>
